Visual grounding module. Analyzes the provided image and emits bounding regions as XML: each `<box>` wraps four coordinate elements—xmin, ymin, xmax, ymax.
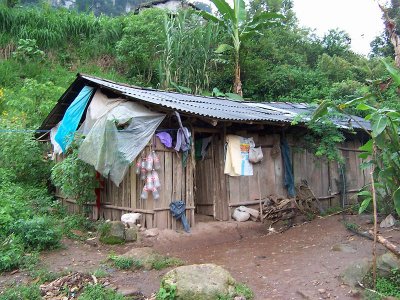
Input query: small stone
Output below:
<box><xmin>318</xmin><ymin>288</ymin><xmax>326</xmax><ymax>294</ymax></box>
<box><xmin>144</xmin><ymin>228</ymin><xmax>159</xmax><ymax>237</ymax></box>
<box><xmin>119</xmin><ymin>288</ymin><xmax>139</xmax><ymax>296</ymax></box>
<box><xmin>380</xmin><ymin>214</ymin><xmax>395</xmax><ymax>228</ymax></box>
<box><xmin>331</xmin><ymin>244</ymin><xmax>356</xmax><ymax>253</ymax></box>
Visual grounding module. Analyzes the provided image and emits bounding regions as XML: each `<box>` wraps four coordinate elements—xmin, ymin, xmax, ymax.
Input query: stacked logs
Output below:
<box><xmin>262</xmin><ymin>181</ymin><xmax>322</xmax><ymax>222</ymax></box>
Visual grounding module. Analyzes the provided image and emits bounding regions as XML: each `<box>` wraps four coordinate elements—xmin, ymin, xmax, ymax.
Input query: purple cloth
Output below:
<box><xmin>156</xmin><ymin>132</ymin><xmax>172</xmax><ymax>148</ymax></box>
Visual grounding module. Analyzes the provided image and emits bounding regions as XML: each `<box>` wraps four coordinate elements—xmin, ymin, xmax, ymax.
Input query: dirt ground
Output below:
<box><xmin>1</xmin><ymin>214</ymin><xmax>399</xmax><ymax>299</ymax></box>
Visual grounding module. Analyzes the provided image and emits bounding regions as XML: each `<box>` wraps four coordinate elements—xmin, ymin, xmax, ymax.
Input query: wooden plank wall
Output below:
<box><xmin>56</xmin><ymin>131</ymin><xmax>369</xmax><ymax>227</ymax></box>
<box><xmin>226</xmin><ymin>133</ymin><xmax>285</xmax><ymax>219</ymax></box>
<box><xmin>98</xmin><ymin>135</ymin><xmax>195</xmax><ymax>230</ymax></box>
<box><xmin>223</xmin><ymin>133</ymin><xmax>369</xmax><ymax>217</ymax></box>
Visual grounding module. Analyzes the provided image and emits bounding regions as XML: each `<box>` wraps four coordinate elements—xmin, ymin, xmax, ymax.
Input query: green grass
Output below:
<box><xmin>92</xmin><ymin>267</ymin><xmax>108</xmax><ymax>278</ymax></box>
<box><xmin>0</xmin><ymin>284</ymin><xmax>42</xmax><ymax>300</ymax></box>
<box><xmin>79</xmin><ymin>284</ymin><xmax>125</xmax><ymax>300</ymax></box>
<box><xmin>151</xmin><ymin>256</ymin><xmax>184</xmax><ymax>271</ymax></box>
<box><xmin>217</xmin><ymin>283</ymin><xmax>254</xmax><ymax>300</ymax></box>
<box><xmin>363</xmin><ymin>269</ymin><xmax>400</xmax><ymax>299</ymax></box>
<box><xmin>108</xmin><ymin>254</ymin><xmax>144</xmax><ymax>270</ymax></box>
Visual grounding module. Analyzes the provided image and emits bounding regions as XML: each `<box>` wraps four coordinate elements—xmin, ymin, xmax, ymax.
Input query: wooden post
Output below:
<box><xmin>257</xmin><ymin>171</ymin><xmax>263</xmax><ymax>223</ymax></box>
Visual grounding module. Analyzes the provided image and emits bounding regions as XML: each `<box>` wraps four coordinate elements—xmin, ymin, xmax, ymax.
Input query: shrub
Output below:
<box><xmin>51</xmin><ymin>146</ymin><xmax>97</xmax><ymax>209</ymax></box>
<box><xmin>62</xmin><ymin>214</ymin><xmax>97</xmax><ymax>239</ymax></box>
<box><xmin>79</xmin><ymin>284</ymin><xmax>125</xmax><ymax>300</ymax></box>
<box><xmin>0</xmin><ymin>284</ymin><xmax>41</xmax><ymax>300</ymax></box>
<box><xmin>156</xmin><ymin>284</ymin><xmax>176</xmax><ymax>300</ymax></box>
<box><xmin>0</xmin><ymin>235</ymin><xmax>24</xmax><ymax>272</ymax></box>
<box><xmin>234</xmin><ymin>283</ymin><xmax>254</xmax><ymax>299</ymax></box>
<box><xmin>12</xmin><ymin>216</ymin><xmax>62</xmax><ymax>251</ymax></box>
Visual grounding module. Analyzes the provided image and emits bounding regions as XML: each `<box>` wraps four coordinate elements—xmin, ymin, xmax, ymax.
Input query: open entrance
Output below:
<box><xmin>194</xmin><ymin>131</ymin><xmax>229</xmax><ymax>221</ymax></box>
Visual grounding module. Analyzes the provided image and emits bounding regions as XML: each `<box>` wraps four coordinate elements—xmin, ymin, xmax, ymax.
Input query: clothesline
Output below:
<box><xmin>0</xmin><ymin>128</ymin><xmax>182</xmax><ymax>134</ymax></box>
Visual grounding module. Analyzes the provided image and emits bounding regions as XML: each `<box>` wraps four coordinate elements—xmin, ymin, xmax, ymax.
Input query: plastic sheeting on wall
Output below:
<box><xmin>55</xmin><ymin>86</ymin><xmax>94</xmax><ymax>152</ymax></box>
<box><xmin>78</xmin><ymin>90</ymin><xmax>165</xmax><ymax>186</ymax></box>
<box><xmin>50</xmin><ymin>122</ymin><xmax>62</xmax><ymax>160</ymax></box>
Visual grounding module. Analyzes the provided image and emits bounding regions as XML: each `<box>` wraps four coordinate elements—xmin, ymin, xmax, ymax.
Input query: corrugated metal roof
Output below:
<box><xmin>81</xmin><ymin>75</ymin><xmax>294</xmax><ymax>123</ymax></box>
<box><xmin>39</xmin><ymin>74</ymin><xmax>370</xmax><ymax>132</ymax></box>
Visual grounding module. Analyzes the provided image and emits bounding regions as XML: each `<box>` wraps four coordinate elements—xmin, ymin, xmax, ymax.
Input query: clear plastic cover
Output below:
<box><xmin>78</xmin><ymin>90</ymin><xmax>165</xmax><ymax>186</ymax></box>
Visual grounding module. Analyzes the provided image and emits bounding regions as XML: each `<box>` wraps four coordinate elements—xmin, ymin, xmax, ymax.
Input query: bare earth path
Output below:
<box><xmin>1</xmin><ymin>214</ymin><xmax>398</xmax><ymax>299</ymax></box>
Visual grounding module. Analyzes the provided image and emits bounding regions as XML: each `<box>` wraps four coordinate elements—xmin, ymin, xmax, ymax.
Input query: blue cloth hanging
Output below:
<box><xmin>281</xmin><ymin>137</ymin><xmax>296</xmax><ymax>198</ymax></box>
<box><xmin>169</xmin><ymin>200</ymin><xmax>190</xmax><ymax>233</ymax></box>
<box><xmin>55</xmin><ymin>86</ymin><xmax>94</xmax><ymax>152</ymax></box>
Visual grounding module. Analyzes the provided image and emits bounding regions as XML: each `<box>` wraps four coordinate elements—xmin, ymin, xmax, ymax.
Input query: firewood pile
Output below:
<box><xmin>262</xmin><ymin>181</ymin><xmax>322</xmax><ymax>222</ymax></box>
<box><xmin>40</xmin><ymin>272</ymin><xmax>108</xmax><ymax>299</ymax></box>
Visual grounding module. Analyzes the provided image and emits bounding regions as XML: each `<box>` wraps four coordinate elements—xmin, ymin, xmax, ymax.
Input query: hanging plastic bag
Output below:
<box><xmin>249</xmin><ymin>146</ymin><xmax>263</xmax><ymax>164</ymax></box>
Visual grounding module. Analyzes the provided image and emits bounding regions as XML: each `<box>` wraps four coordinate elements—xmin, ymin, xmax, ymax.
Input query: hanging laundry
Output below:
<box><xmin>156</xmin><ymin>132</ymin><xmax>173</xmax><ymax>148</ymax></box>
<box><xmin>195</xmin><ymin>136</ymin><xmax>212</xmax><ymax>161</ymax></box>
<box><xmin>169</xmin><ymin>200</ymin><xmax>190</xmax><ymax>233</ymax></box>
<box><xmin>281</xmin><ymin>137</ymin><xmax>296</xmax><ymax>197</ymax></box>
<box><xmin>174</xmin><ymin>111</ymin><xmax>191</xmax><ymax>152</ymax></box>
<box><xmin>224</xmin><ymin>134</ymin><xmax>254</xmax><ymax>176</ymax></box>
<box><xmin>173</xmin><ymin>111</ymin><xmax>191</xmax><ymax>167</ymax></box>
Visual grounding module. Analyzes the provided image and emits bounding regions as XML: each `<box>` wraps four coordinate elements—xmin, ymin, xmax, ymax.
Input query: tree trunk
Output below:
<box><xmin>233</xmin><ymin>56</ymin><xmax>243</xmax><ymax>96</ymax></box>
<box><xmin>380</xmin><ymin>4</ymin><xmax>400</xmax><ymax>68</ymax></box>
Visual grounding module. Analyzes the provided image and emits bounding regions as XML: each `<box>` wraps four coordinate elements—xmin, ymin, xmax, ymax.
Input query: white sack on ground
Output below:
<box><xmin>78</xmin><ymin>90</ymin><xmax>165</xmax><ymax>186</ymax></box>
<box><xmin>232</xmin><ymin>207</ymin><xmax>250</xmax><ymax>222</ymax></box>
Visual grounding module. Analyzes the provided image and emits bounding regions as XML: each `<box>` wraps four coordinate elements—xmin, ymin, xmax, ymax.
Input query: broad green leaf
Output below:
<box><xmin>358</xmin><ymin>197</ymin><xmax>372</xmax><ymax>214</ymax></box>
<box><xmin>357</xmin><ymin>190</ymin><xmax>371</xmax><ymax>197</ymax></box>
<box><xmin>394</xmin><ymin>187</ymin><xmax>400</xmax><ymax>217</ymax></box>
<box><xmin>196</xmin><ymin>10</ymin><xmax>224</xmax><ymax>26</ymax></box>
<box><xmin>215</xmin><ymin>43</ymin><xmax>234</xmax><ymax>53</ymax></box>
<box><xmin>310</xmin><ymin>100</ymin><xmax>332</xmax><ymax>122</ymax></box>
<box><xmin>210</xmin><ymin>0</ymin><xmax>235</xmax><ymax>22</ymax></box>
<box><xmin>356</xmin><ymin>103</ymin><xmax>375</xmax><ymax>111</ymax></box>
<box><xmin>382</xmin><ymin>60</ymin><xmax>400</xmax><ymax>87</ymax></box>
<box><xmin>359</xmin><ymin>139</ymin><xmax>373</xmax><ymax>153</ymax></box>
<box><xmin>342</xmin><ymin>94</ymin><xmax>374</xmax><ymax>109</ymax></box>
<box><xmin>233</xmin><ymin>0</ymin><xmax>246</xmax><ymax>24</ymax></box>
<box><xmin>365</xmin><ymin>114</ymin><xmax>373</xmax><ymax>121</ymax></box>
<box><xmin>358</xmin><ymin>152</ymin><xmax>369</xmax><ymax>159</ymax></box>
<box><xmin>225</xmin><ymin>92</ymin><xmax>243</xmax><ymax>101</ymax></box>
<box><xmin>212</xmin><ymin>87</ymin><xmax>225</xmax><ymax>97</ymax></box>
<box><xmin>371</xmin><ymin>115</ymin><xmax>388</xmax><ymax>137</ymax></box>
<box><xmin>387</xmin><ymin>111</ymin><xmax>400</xmax><ymax>120</ymax></box>
<box><xmin>240</xmin><ymin>30</ymin><xmax>262</xmax><ymax>41</ymax></box>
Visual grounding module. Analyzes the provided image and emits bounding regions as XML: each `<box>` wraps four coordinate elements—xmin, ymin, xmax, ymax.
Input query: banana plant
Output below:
<box><xmin>198</xmin><ymin>0</ymin><xmax>283</xmax><ymax>96</ymax></box>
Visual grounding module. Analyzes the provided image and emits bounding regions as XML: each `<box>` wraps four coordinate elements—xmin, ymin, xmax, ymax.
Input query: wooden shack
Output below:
<box><xmin>39</xmin><ymin>74</ymin><xmax>371</xmax><ymax>230</ymax></box>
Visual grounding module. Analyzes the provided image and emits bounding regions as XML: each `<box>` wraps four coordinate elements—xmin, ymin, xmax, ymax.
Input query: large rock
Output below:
<box><xmin>125</xmin><ymin>226</ymin><xmax>138</xmax><ymax>242</ymax></box>
<box><xmin>377</xmin><ymin>252</ymin><xmax>400</xmax><ymax>277</ymax></box>
<box><xmin>99</xmin><ymin>221</ymin><xmax>125</xmax><ymax>245</ymax></box>
<box><xmin>161</xmin><ymin>264</ymin><xmax>236</xmax><ymax>300</ymax></box>
<box><xmin>340</xmin><ymin>258</ymin><xmax>371</xmax><ymax>287</ymax></box>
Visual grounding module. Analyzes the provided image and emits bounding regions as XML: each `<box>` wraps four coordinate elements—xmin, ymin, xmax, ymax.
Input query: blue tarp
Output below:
<box><xmin>55</xmin><ymin>86</ymin><xmax>94</xmax><ymax>152</ymax></box>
